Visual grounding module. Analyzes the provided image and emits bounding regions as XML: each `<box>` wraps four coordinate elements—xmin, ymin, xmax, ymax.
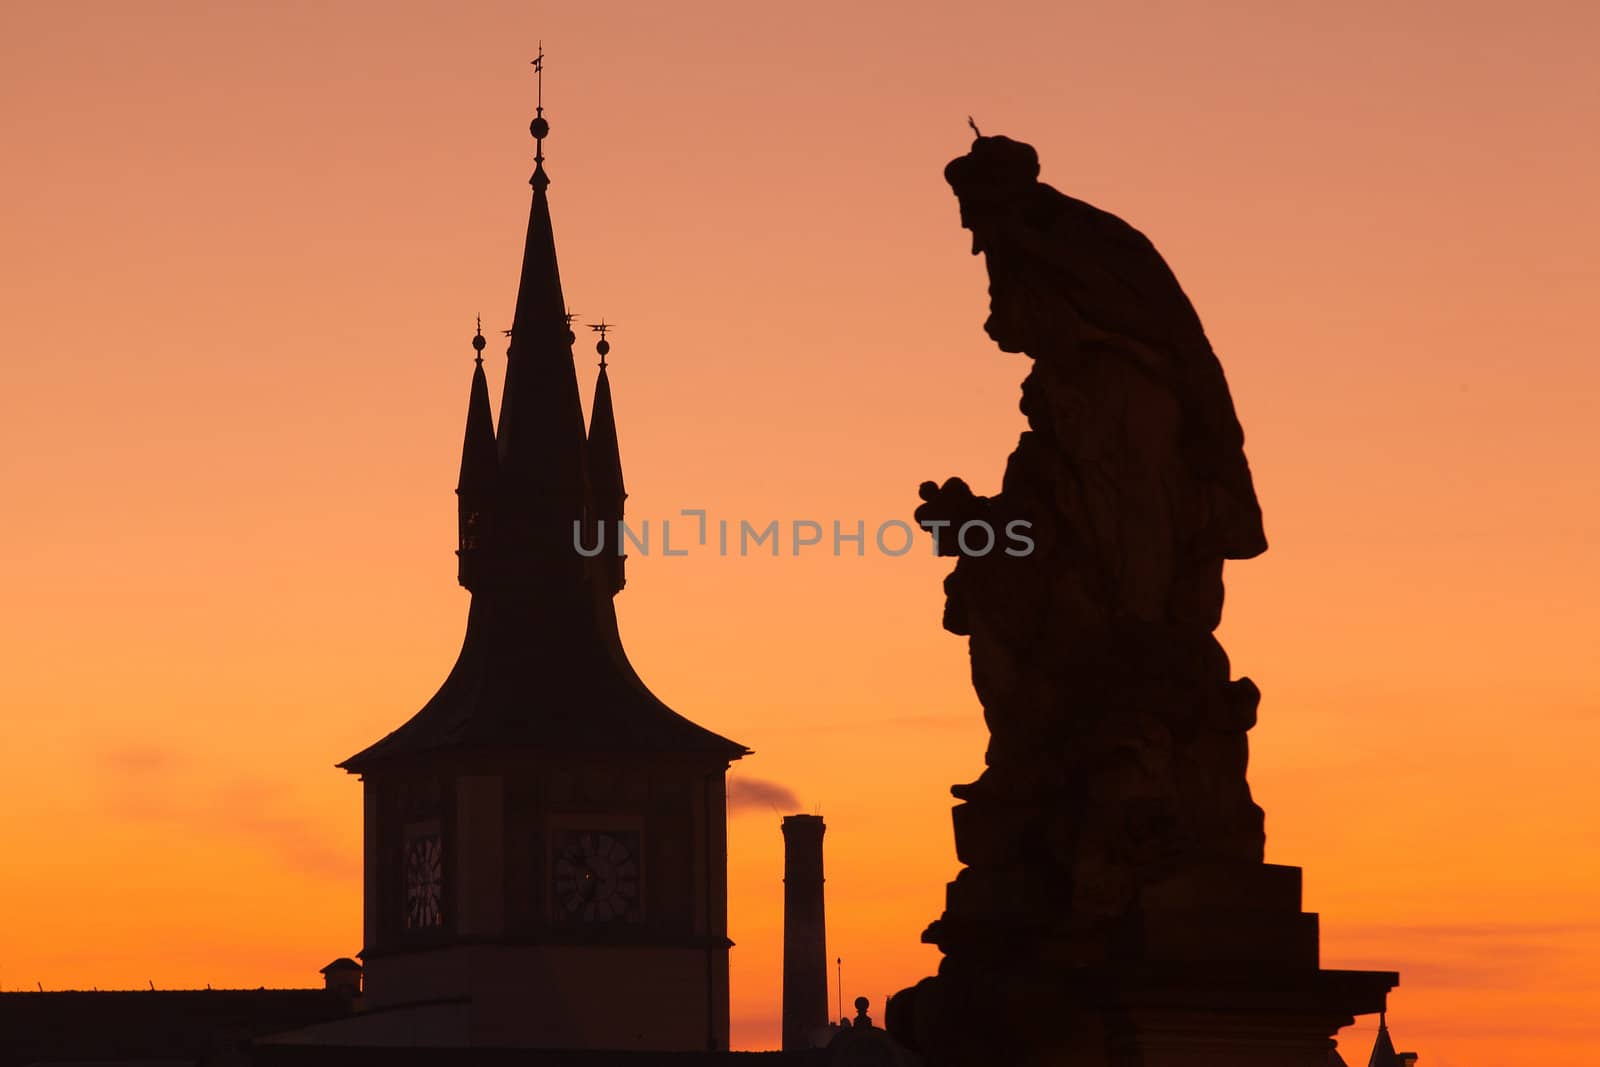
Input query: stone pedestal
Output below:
<box><xmin>893</xmin><ymin>962</ymin><xmax>1392</xmax><ymax>1067</ymax></box>
<box><xmin>889</xmin><ymin>862</ymin><xmax>1395</xmax><ymax>1067</ymax></box>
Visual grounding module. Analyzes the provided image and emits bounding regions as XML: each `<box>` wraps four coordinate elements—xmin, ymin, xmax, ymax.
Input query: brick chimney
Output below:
<box><xmin>781</xmin><ymin>814</ymin><xmax>827</xmax><ymax>1051</ymax></box>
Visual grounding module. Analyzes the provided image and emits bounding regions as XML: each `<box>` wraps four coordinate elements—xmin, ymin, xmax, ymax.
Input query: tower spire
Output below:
<box><xmin>457</xmin><ymin>320</ymin><xmax>498</xmax><ymax>590</ymax></box>
<box><xmin>587</xmin><ymin>321</ymin><xmax>626</xmax><ymax>596</ymax></box>
<box><xmin>1367</xmin><ymin>1012</ymin><xmax>1401</xmax><ymax>1067</ymax></box>
<box><xmin>493</xmin><ymin>47</ymin><xmax>587</xmax><ymax>575</ymax></box>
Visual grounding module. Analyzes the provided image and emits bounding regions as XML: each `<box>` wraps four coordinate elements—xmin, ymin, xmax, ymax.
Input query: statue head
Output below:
<box><xmin>944</xmin><ymin>136</ymin><xmax>1040</xmax><ymax>249</ymax></box>
<box><xmin>946</xmin><ymin>136</ymin><xmax>1047</xmax><ymax>355</ymax></box>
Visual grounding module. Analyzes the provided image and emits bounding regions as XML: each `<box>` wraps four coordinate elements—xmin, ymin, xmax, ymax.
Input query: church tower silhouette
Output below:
<box><xmin>339</xmin><ymin>60</ymin><xmax>747</xmax><ymax>1052</ymax></box>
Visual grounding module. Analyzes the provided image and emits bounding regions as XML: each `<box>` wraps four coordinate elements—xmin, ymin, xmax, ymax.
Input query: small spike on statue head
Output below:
<box><xmin>967</xmin><ymin>115</ymin><xmax>982</xmax><ymax>137</ymax></box>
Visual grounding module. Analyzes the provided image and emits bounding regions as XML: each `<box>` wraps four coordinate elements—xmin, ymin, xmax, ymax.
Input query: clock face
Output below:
<box><xmin>404</xmin><ymin>832</ymin><xmax>443</xmax><ymax>929</ymax></box>
<box><xmin>554</xmin><ymin>830</ymin><xmax>639</xmax><ymax>922</ymax></box>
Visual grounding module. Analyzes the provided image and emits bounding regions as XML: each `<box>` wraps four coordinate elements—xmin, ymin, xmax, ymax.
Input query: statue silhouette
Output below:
<box><xmin>890</xmin><ymin>133</ymin><xmax>1395</xmax><ymax>1067</ymax></box>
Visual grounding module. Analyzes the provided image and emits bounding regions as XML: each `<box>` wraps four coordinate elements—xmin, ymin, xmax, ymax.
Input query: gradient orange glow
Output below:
<box><xmin>2</xmin><ymin>3</ymin><xmax>1597</xmax><ymax>1064</ymax></box>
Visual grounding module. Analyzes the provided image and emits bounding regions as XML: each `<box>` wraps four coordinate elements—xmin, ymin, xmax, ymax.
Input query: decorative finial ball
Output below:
<box><xmin>471</xmin><ymin>332</ymin><xmax>486</xmax><ymax>353</ymax></box>
<box><xmin>530</xmin><ymin>116</ymin><xmax>550</xmax><ymax>140</ymax></box>
<box><xmin>596</xmin><ymin>338</ymin><xmax>611</xmax><ymax>358</ymax></box>
<box><xmin>854</xmin><ymin>996</ymin><xmax>870</xmax><ymax>1012</ymax></box>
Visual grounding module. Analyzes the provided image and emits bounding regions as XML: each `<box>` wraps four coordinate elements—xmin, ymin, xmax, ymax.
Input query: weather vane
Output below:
<box><xmin>530</xmin><ymin>43</ymin><xmax>550</xmax><ymax>187</ymax></box>
<box><xmin>532</xmin><ymin>43</ymin><xmax>545</xmax><ymax>109</ymax></box>
<box><xmin>588</xmin><ymin>319</ymin><xmax>615</xmax><ymax>367</ymax></box>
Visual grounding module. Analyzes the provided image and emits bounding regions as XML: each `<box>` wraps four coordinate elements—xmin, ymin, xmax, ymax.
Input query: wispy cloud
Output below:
<box><xmin>1336</xmin><ymin>920</ymin><xmax>1600</xmax><ymax>941</ymax></box>
<box><xmin>728</xmin><ymin>776</ymin><xmax>801</xmax><ymax>814</ymax></box>
<box><xmin>100</xmin><ymin>744</ymin><xmax>177</xmax><ymax>774</ymax></box>
<box><xmin>754</xmin><ymin>711</ymin><xmax>975</xmax><ymax>735</ymax></box>
<box><xmin>1328</xmin><ymin>920</ymin><xmax>1600</xmax><ymax>992</ymax></box>
<box><xmin>94</xmin><ymin>744</ymin><xmax>355</xmax><ymax>881</ymax></box>
<box><xmin>97</xmin><ymin>743</ymin><xmax>182</xmax><ymax>820</ymax></box>
<box><xmin>215</xmin><ymin>780</ymin><xmax>356</xmax><ymax>880</ymax></box>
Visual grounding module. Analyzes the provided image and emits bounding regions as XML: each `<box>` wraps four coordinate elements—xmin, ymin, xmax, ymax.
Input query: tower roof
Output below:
<box><xmin>338</xmin><ymin>589</ymin><xmax>747</xmax><ymax>765</ymax></box>
<box><xmin>340</xmin><ymin>63</ymin><xmax>745</xmax><ymax>773</ymax></box>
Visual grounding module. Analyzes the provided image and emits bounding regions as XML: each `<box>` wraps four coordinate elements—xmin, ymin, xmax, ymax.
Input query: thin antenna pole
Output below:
<box><xmin>836</xmin><ymin>956</ymin><xmax>843</xmax><ymax>1023</ymax></box>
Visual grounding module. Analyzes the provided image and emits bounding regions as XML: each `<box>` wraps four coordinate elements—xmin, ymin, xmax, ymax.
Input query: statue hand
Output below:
<box><xmin>916</xmin><ymin>478</ymin><xmax>989</xmax><ymax>556</ymax></box>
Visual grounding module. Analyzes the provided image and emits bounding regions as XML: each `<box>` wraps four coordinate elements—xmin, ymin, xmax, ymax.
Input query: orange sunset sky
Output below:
<box><xmin>1</xmin><ymin>2</ymin><xmax>1597</xmax><ymax>1064</ymax></box>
